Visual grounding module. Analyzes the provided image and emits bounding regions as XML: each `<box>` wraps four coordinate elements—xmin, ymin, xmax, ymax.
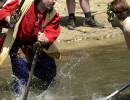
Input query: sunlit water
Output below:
<box><xmin>0</xmin><ymin>43</ymin><xmax>130</xmax><ymax>100</ymax></box>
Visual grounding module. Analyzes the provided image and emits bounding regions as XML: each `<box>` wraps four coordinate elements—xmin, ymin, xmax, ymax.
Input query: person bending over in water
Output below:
<box><xmin>0</xmin><ymin>0</ymin><xmax>60</xmax><ymax>93</ymax></box>
<box><xmin>107</xmin><ymin>0</ymin><xmax>130</xmax><ymax>50</ymax></box>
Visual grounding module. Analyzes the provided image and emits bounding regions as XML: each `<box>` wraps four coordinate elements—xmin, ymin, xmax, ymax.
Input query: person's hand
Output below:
<box><xmin>38</xmin><ymin>32</ymin><xmax>49</xmax><ymax>46</ymax></box>
<box><xmin>4</xmin><ymin>16</ymin><xmax>15</xmax><ymax>28</ymax></box>
<box><xmin>7</xmin><ymin>23</ymin><xmax>15</xmax><ymax>28</ymax></box>
<box><xmin>4</xmin><ymin>16</ymin><xmax>10</xmax><ymax>23</ymax></box>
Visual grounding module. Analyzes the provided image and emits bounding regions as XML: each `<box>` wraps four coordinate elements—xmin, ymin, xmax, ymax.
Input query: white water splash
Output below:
<box><xmin>92</xmin><ymin>93</ymin><xmax>110</xmax><ymax>100</ymax></box>
<box><xmin>10</xmin><ymin>52</ymin><xmax>97</xmax><ymax>100</ymax></box>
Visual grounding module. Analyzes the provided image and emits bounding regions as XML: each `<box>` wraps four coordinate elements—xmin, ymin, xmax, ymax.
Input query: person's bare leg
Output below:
<box><xmin>66</xmin><ymin>0</ymin><xmax>75</xmax><ymax>14</ymax></box>
<box><xmin>80</xmin><ymin>0</ymin><xmax>91</xmax><ymax>18</ymax></box>
<box><xmin>80</xmin><ymin>0</ymin><xmax>90</xmax><ymax>13</ymax></box>
<box><xmin>80</xmin><ymin>0</ymin><xmax>104</xmax><ymax>28</ymax></box>
<box><xmin>66</xmin><ymin>0</ymin><xmax>76</xmax><ymax>30</ymax></box>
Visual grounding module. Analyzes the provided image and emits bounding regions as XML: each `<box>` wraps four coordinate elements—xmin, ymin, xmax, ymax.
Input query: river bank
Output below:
<box><xmin>53</xmin><ymin>0</ymin><xmax>130</xmax><ymax>51</ymax></box>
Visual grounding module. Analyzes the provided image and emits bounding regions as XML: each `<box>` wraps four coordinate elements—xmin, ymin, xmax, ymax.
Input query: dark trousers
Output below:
<box><xmin>10</xmin><ymin>52</ymin><xmax>56</xmax><ymax>93</ymax></box>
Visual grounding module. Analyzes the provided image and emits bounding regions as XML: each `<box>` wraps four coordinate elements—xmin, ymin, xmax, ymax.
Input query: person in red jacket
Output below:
<box><xmin>0</xmin><ymin>0</ymin><xmax>60</xmax><ymax>93</ymax></box>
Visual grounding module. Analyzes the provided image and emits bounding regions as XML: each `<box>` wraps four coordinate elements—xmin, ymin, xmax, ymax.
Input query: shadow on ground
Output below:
<box><xmin>60</xmin><ymin>16</ymin><xmax>85</xmax><ymax>27</ymax></box>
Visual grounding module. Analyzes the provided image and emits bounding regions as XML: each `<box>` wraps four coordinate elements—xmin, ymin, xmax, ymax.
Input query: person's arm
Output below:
<box><xmin>124</xmin><ymin>33</ymin><xmax>130</xmax><ymax>50</ymax></box>
<box><xmin>124</xmin><ymin>18</ymin><xmax>130</xmax><ymax>50</ymax></box>
<box><xmin>38</xmin><ymin>13</ymin><xmax>61</xmax><ymax>49</ymax></box>
<box><xmin>0</xmin><ymin>0</ymin><xmax>19</xmax><ymax>27</ymax></box>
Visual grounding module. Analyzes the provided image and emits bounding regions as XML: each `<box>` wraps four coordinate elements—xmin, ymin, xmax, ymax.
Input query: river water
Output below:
<box><xmin>0</xmin><ymin>42</ymin><xmax>130</xmax><ymax>100</ymax></box>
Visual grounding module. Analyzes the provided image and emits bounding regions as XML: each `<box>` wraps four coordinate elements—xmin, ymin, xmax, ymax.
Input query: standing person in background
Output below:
<box><xmin>66</xmin><ymin>0</ymin><xmax>104</xmax><ymax>30</ymax></box>
<box><xmin>107</xmin><ymin>0</ymin><xmax>130</xmax><ymax>50</ymax></box>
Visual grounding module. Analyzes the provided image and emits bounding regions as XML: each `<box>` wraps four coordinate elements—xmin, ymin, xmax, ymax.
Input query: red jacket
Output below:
<box><xmin>0</xmin><ymin>0</ymin><xmax>60</xmax><ymax>49</ymax></box>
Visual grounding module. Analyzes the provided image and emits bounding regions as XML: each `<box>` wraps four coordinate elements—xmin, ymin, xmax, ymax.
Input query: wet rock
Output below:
<box><xmin>84</xmin><ymin>37</ymin><xmax>87</xmax><ymax>39</ymax></box>
<box><xmin>57</xmin><ymin>40</ymin><xmax>61</xmax><ymax>43</ymax></box>
<box><xmin>78</xmin><ymin>38</ymin><xmax>82</xmax><ymax>41</ymax></box>
<box><xmin>106</xmin><ymin>34</ymin><xmax>110</xmax><ymax>38</ymax></box>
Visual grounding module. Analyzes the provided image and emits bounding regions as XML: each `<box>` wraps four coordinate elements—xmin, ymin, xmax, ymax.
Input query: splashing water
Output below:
<box><xmin>9</xmin><ymin>51</ymin><xmax>125</xmax><ymax>100</ymax></box>
<box><xmin>11</xmin><ymin>52</ymin><xmax>90</xmax><ymax>100</ymax></box>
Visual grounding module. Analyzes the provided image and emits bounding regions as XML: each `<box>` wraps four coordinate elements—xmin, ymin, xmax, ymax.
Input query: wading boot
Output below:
<box><xmin>83</xmin><ymin>16</ymin><xmax>104</xmax><ymax>28</ymax></box>
<box><xmin>67</xmin><ymin>16</ymin><xmax>76</xmax><ymax>30</ymax></box>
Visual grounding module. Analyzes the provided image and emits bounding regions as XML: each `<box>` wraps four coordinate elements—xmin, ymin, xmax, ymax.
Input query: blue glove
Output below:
<box><xmin>6</xmin><ymin>23</ymin><xmax>14</xmax><ymax>28</ymax></box>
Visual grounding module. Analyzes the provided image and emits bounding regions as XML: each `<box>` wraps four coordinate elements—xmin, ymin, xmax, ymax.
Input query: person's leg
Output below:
<box><xmin>10</xmin><ymin>56</ymin><xmax>29</xmax><ymax>93</ymax></box>
<box><xmin>66</xmin><ymin>0</ymin><xmax>75</xmax><ymax>15</ymax></box>
<box><xmin>34</xmin><ymin>52</ymin><xmax>56</xmax><ymax>85</ymax></box>
<box><xmin>80</xmin><ymin>0</ymin><xmax>104</xmax><ymax>28</ymax></box>
<box><xmin>79</xmin><ymin>0</ymin><xmax>91</xmax><ymax>17</ymax></box>
<box><xmin>66</xmin><ymin>0</ymin><xmax>76</xmax><ymax>30</ymax></box>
